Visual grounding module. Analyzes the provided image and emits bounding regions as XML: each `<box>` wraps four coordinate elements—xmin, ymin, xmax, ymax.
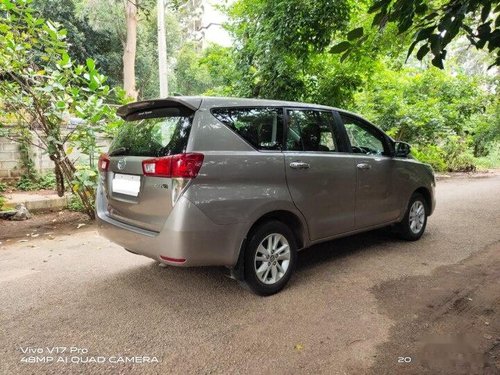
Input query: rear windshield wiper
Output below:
<box><xmin>108</xmin><ymin>147</ymin><xmax>129</xmax><ymax>156</ymax></box>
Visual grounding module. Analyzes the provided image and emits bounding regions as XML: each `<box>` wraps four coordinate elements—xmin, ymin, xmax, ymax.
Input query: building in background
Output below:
<box><xmin>178</xmin><ymin>0</ymin><xmax>231</xmax><ymax>49</ymax></box>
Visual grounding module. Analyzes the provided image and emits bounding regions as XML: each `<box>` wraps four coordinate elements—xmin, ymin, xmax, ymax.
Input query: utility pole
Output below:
<box><xmin>157</xmin><ymin>0</ymin><xmax>168</xmax><ymax>97</ymax></box>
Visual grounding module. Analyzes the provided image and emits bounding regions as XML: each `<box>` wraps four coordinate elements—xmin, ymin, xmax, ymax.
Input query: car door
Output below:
<box><xmin>339</xmin><ymin>113</ymin><xmax>400</xmax><ymax>229</ymax></box>
<box><xmin>284</xmin><ymin>108</ymin><xmax>356</xmax><ymax>241</ymax></box>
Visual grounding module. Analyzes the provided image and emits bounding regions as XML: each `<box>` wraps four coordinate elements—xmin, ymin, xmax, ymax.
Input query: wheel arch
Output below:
<box><xmin>413</xmin><ymin>186</ymin><xmax>432</xmax><ymax>214</ymax></box>
<box><xmin>247</xmin><ymin>210</ymin><xmax>306</xmax><ymax>250</ymax></box>
<box><xmin>230</xmin><ymin>209</ymin><xmax>308</xmax><ymax>281</ymax></box>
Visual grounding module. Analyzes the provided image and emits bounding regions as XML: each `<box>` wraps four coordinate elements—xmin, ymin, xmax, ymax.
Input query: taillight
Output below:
<box><xmin>142</xmin><ymin>153</ymin><xmax>204</xmax><ymax>178</ymax></box>
<box><xmin>98</xmin><ymin>153</ymin><xmax>110</xmax><ymax>172</ymax></box>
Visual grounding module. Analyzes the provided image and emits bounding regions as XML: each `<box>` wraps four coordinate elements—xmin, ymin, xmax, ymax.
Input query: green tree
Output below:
<box><xmin>226</xmin><ymin>0</ymin><xmax>352</xmax><ymax>101</ymax></box>
<box><xmin>33</xmin><ymin>0</ymin><xmax>123</xmax><ymax>87</ymax></box>
<box><xmin>0</xmin><ymin>0</ymin><xmax>123</xmax><ymax>218</ymax></box>
<box><xmin>80</xmin><ymin>0</ymin><xmax>182</xmax><ymax>99</ymax></box>
<box><xmin>172</xmin><ymin>43</ymin><xmax>237</xmax><ymax>96</ymax></box>
<box><xmin>340</xmin><ymin>0</ymin><xmax>500</xmax><ymax>68</ymax></box>
<box><xmin>353</xmin><ymin>64</ymin><xmax>498</xmax><ymax>170</ymax></box>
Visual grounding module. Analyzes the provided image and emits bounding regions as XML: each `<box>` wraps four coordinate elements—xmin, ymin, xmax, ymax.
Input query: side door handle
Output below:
<box><xmin>290</xmin><ymin>162</ymin><xmax>310</xmax><ymax>170</ymax></box>
<box><xmin>357</xmin><ymin>163</ymin><xmax>371</xmax><ymax>170</ymax></box>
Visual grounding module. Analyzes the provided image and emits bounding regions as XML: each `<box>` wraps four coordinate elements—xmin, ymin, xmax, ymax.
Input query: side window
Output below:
<box><xmin>211</xmin><ymin>107</ymin><xmax>283</xmax><ymax>150</ymax></box>
<box><xmin>286</xmin><ymin>110</ymin><xmax>338</xmax><ymax>152</ymax></box>
<box><xmin>342</xmin><ymin>116</ymin><xmax>386</xmax><ymax>155</ymax></box>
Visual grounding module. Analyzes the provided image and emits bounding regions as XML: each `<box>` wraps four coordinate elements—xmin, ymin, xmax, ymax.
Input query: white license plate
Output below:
<box><xmin>112</xmin><ymin>174</ymin><xmax>141</xmax><ymax>196</ymax></box>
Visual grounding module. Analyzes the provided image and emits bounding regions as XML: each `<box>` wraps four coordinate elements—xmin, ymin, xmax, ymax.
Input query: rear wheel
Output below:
<box><xmin>396</xmin><ymin>193</ymin><xmax>428</xmax><ymax>241</ymax></box>
<box><xmin>243</xmin><ymin>221</ymin><xmax>297</xmax><ymax>296</ymax></box>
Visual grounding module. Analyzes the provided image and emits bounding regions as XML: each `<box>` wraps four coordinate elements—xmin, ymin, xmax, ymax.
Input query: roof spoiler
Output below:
<box><xmin>116</xmin><ymin>97</ymin><xmax>202</xmax><ymax>119</ymax></box>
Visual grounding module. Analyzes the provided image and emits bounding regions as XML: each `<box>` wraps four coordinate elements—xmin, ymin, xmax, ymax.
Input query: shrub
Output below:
<box><xmin>67</xmin><ymin>195</ymin><xmax>85</xmax><ymax>212</ymax></box>
<box><xmin>70</xmin><ymin>165</ymin><xmax>98</xmax><ymax>212</ymax></box>
<box><xmin>411</xmin><ymin>145</ymin><xmax>447</xmax><ymax>172</ymax></box>
<box><xmin>442</xmin><ymin>136</ymin><xmax>476</xmax><ymax>172</ymax></box>
<box><xmin>16</xmin><ymin>173</ymin><xmax>57</xmax><ymax>191</ymax></box>
<box><xmin>475</xmin><ymin>141</ymin><xmax>500</xmax><ymax>169</ymax></box>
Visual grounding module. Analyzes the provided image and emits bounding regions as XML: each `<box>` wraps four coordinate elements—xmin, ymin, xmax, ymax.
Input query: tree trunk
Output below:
<box><xmin>50</xmin><ymin>145</ymin><xmax>96</xmax><ymax>220</ymax></box>
<box><xmin>123</xmin><ymin>0</ymin><xmax>138</xmax><ymax>100</ymax></box>
<box><xmin>55</xmin><ymin>163</ymin><xmax>65</xmax><ymax>197</ymax></box>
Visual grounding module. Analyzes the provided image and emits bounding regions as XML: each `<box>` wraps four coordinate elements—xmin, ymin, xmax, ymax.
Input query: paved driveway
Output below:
<box><xmin>1</xmin><ymin>174</ymin><xmax>499</xmax><ymax>374</ymax></box>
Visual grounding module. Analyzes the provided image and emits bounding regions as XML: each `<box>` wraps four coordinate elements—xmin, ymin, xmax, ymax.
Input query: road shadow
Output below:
<box><xmin>296</xmin><ymin>228</ymin><xmax>401</xmax><ymax>273</ymax></box>
<box><xmin>85</xmin><ymin>227</ymin><xmax>404</xmax><ymax>311</ymax></box>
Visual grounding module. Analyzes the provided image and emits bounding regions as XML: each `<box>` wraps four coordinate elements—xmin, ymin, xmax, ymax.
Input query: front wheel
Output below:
<box><xmin>243</xmin><ymin>221</ymin><xmax>297</xmax><ymax>296</ymax></box>
<box><xmin>396</xmin><ymin>193</ymin><xmax>428</xmax><ymax>241</ymax></box>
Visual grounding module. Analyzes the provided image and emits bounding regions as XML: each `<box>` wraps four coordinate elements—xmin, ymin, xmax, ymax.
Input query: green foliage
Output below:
<box><xmin>15</xmin><ymin>173</ymin><xmax>57</xmax><ymax>191</ymax></box>
<box><xmin>172</xmin><ymin>43</ymin><xmax>240</xmax><ymax>96</ymax></box>
<box><xmin>475</xmin><ymin>141</ymin><xmax>500</xmax><ymax>169</ymax></box>
<box><xmin>411</xmin><ymin>145</ymin><xmax>447</xmax><ymax>171</ymax></box>
<box><xmin>355</xmin><ymin>65</ymin><xmax>495</xmax><ymax>142</ymax></box>
<box><xmin>80</xmin><ymin>0</ymin><xmax>182</xmax><ymax>99</ymax></box>
<box><xmin>470</xmin><ymin>103</ymin><xmax>500</xmax><ymax>157</ymax></box>
<box><xmin>354</xmin><ymin>63</ymin><xmax>498</xmax><ymax>171</ymax></box>
<box><xmin>442</xmin><ymin>136</ymin><xmax>477</xmax><ymax>172</ymax></box>
<box><xmin>0</xmin><ymin>0</ymin><xmax>123</xmax><ymax>219</ymax></box>
<box><xmin>67</xmin><ymin>195</ymin><xmax>85</xmax><ymax>212</ymax></box>
<box><xmin>173</xmin><ymin>43</ymin><xmax>215</xmax><ymax>95</ymax></box>
<box><xmin>33</xmin><ymin>0</ymin><xmax>122</xmax><ymax>87</ymax></box>
<box><xmin>225</xmin><ymin>0</ymin><xmax>355</xmax><ymax>102</ymax></box>
<box><xmin>16</xmin><ymin>175</ymin><xmax>38</xmax><ymax>191</ymax></box>
<box><xmin>18</xmin><ymin>129</ymin><xmax>37</xmax><ymax>180</ymax></box>
<box><xmin>345</xmin><ymin>0</ymin><xmax>500</xmax><ymax>68</ymax></box>
<box><xmin>70</xmin><ymin>165</ymin><xmax>98</xmax><ymax>210</ymax></box>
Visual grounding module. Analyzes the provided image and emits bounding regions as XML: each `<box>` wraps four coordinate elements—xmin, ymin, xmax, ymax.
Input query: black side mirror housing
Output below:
<box><xmin>394</xmin><ymin>141</ymin><xmax>411</xmax><ymax>158</ymax></box>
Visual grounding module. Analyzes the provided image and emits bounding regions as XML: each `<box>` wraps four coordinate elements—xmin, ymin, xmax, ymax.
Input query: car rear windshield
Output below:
<box><xmin>108</xmin><ymin>107</ymin><xmax>194</xmax><ymax>157</ymax></box>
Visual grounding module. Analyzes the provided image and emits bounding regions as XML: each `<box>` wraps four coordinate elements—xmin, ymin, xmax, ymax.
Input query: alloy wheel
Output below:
<box><xmin>409</xmin><ymin>200</ymin><xmax>425</xmax><ymax>234</ymax></box>
<box><xmin>254</xmin><ymin>233</ymin><xmax>291</xmax><ymax>285</ymax></box>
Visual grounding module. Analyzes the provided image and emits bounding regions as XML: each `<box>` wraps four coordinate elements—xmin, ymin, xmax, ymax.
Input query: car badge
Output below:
<box><xmin>117</xmin><ymin>158</ymin><xmax>127</xmax><ymax>171</ymax></box>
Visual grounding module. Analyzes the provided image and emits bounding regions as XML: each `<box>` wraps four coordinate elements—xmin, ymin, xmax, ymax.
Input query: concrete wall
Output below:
<box><xmin>0</xmin><ymin>133</ymin><xmax>111</xmax><ymax>181</ymax></box>
<box><xmin>0</xmin><ymin>138</ymin><xmax>25</xmax><ymax>179</ymax></box>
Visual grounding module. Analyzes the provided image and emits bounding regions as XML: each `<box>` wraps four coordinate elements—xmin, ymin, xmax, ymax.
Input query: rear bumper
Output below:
<box><xmin>96</xmin><ymin>188</ymin><xmax>247</xmax><ymax>267</ymax></box>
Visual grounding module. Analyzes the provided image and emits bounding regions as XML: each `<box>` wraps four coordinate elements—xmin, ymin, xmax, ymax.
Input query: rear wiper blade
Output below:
<box><xmin>108</xmin><ymin>147</ymin><xmax>129</xmax><ymax>156</ymax></box>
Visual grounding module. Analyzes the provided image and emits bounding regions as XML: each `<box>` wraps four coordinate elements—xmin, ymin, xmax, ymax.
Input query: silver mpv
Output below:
<box><xmin>96</xmin><ymin>96</ymin><xmax>435</xmax><ymax>295</ymax></box>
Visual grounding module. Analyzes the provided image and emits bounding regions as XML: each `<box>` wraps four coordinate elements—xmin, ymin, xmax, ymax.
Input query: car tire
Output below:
<box><xmin>396</xmin><ymin>193</ymin><xmax>428</xmax><ymax>241</ymax></box>
<box><xmin>243</xmin><ymin>220</ymin><xmax>297</xmax><ymax>296</ymax></box>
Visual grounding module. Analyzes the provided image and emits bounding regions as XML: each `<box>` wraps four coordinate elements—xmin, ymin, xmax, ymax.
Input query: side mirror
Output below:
<box><xmin>394</xmin><ymin>141</ymin><xmax>411</xmax><ymax>157</ymax></box>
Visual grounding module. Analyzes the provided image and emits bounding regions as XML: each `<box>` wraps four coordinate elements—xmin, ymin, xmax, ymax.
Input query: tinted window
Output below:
<box><xmin>109</xmin><ymin>108</ymin><xmax>193</xmax><ymax>157</ymax></box>
<box><xmin>286</xmin><ymin>110</ymin><xmax>338</xmax><ymax>152</ymax></box>
<box><xmin>212</xmin><ymin>107</ymin><xmax>284</xmax><ymax>150</ymax></box>
<box><xmin>342</xmin><ymin>115</ymin><xmax>386</xmax><ymax>155</ymax></box>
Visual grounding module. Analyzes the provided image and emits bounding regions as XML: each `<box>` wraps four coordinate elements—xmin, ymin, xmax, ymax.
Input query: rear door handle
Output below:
<box><xmin>290</xmin><ymin>162</ymin><xmax>310</xmax><ymax>170</ymax></box>
<box><xmin>357</xmin><ymin>163</ymin><xmax>372</xmax><ymax>170</ymax></box>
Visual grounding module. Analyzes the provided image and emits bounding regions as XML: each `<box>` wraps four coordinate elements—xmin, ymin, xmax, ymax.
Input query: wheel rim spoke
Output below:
<box><xmin>270</xmin><ymin>265</ymin><xmax>277</xmax><ymax>283</ymax></box>
<box><xmin>276</xmin><ymin>262</ymin><xmax>285</xmax><ymax>274</ymax></box>
<box><xmin>277</xmin><ymin>252</ymin><xmax>290</xmax><ymax>261</ymax></box>
<box><xmin>274</xmin><ymin>243</ymin><xmax>288</xmax><ymax>255</ymax></box>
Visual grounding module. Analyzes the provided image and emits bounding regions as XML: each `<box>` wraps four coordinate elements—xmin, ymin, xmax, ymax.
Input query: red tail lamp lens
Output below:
<box><xmin>98</xmin><ymin>153</ymin><xmax>110</xmax><ymax>172</ymax></box>
<box><xmin>142</xmin><ymin>153</ymin><xmax>204</xmax><ymax>178</ymax></box>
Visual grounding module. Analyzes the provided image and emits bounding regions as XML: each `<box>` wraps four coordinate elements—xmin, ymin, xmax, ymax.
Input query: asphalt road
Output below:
<box><xmin>1</xmin><ymin>174</ymin><xmax>499</xmax><ymax>375</ymax></box>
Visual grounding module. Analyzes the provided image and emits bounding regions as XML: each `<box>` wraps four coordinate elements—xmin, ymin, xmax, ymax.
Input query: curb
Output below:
<box><xmin>3</xmin><ymin>194</ymin><xmax>70</xmax><ymax>212</ymax></box>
